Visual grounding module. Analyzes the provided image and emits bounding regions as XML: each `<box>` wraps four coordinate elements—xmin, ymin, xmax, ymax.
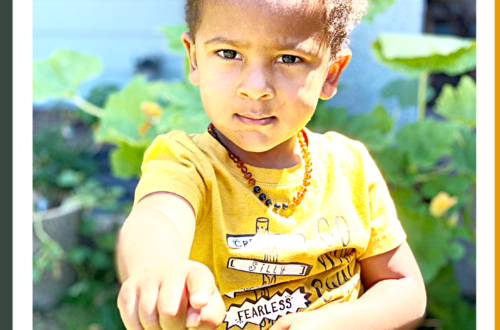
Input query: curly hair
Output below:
<box><xmin>184</xmin><ymin>0</ymin><xmax>367</xmax><ymax>59</ymax></box>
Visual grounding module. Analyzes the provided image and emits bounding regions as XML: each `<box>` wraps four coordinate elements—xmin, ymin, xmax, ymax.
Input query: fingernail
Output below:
<box><xmin>185</xmin><ymin>308</ymin><xmax>201</xmax><ymax>328</ymax></box>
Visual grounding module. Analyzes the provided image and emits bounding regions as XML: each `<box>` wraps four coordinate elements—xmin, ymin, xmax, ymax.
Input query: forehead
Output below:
<box><xmin>196</xmin><ymin>0</ymin><xmax>328</xmax><ymax>52</ymax></box>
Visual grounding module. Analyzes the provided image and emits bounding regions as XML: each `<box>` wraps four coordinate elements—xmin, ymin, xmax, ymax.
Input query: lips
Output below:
<box><xmin>236</xmin><ymin>113</ymin><xmax>275</xmax><ymax>126</ymax></box>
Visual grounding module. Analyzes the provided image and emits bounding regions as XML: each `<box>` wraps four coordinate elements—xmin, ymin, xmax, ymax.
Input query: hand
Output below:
<box><xmin>269</xmin><ymin>309</ymin><xmax>333</xmax><ymax>330</ymax></box>
<box><xmin>117</xmin><ymin>260</ymin><xmax>226</xmax><ymax>330</ymax></box>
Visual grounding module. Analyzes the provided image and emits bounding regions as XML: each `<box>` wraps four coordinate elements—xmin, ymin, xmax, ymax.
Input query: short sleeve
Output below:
<box><xmin>133</xmin><ymin>132</ymin><xmax>207</xmax><ymax>219</ymax></box>
<box><xmin>356</xmin><ymin>144</ymin><xmax>407</xmax><ymax>260</ymax></box>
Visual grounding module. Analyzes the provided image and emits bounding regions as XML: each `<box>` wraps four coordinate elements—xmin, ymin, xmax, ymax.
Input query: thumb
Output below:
<box><xmin>186</xmin><ymin>262</ymin><xmax>216</xmax><ymax>309</ymax></box>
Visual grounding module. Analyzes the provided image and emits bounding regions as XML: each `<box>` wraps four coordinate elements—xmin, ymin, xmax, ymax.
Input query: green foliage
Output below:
<box><xmin>308</xmin><ymin>104</ymin><xmax>393</xmax><ymax>152</ymax></box>
<box><xmin>372</xmin><ymin>34</ymin><xmax>476</xmax><ymax>77</ymax></box>
<box><xmin>426</xmin><ymin>265</ymin><xmax>476</xmax><ymax>330</ymax></box>
<box><xmin>434</xmin><ymin>75</ymin><xmax>476</xmax><ymax>128</ymax></box>
<box><xmin>33</xmin><ymin>125</ymin><xmax>98</xmax><ymax>207</ymax></box>
<box><xmin>382</xmin><ymin>79</ymin><xmax>435</xmax><ymax>108</ymax></box>
<box><xmin>33</xmin><ymin>49</ymin><xmax>102</xmax><ymax>101</ymax></box>
<box><xmin>394</xmin><ymin>119</ymin><xmax>457</xmax><ymax>169</ymax></box>
<box><xmin>362</xmin><ymin>0</ymin><xmax>395</xmax><ymax>23</ymax></box>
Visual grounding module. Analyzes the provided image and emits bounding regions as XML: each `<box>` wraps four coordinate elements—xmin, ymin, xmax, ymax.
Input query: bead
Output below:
<box><xmin>207</xmin><ymin>123</ymin><xmax>313</xmax><ymax>212</ymax></box>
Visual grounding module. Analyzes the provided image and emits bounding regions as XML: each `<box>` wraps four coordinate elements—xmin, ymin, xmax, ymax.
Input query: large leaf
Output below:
<box><xmin>362</xmin><ymin>0</ymin><xmax>395</xmax><ymax>23</ymax></box>
<box><xmin>33</xmin><ymin>49</ymin><xmax>102</xmax><ymax>101</ymax></box>
<box><xmin>451</xmin><ymin>128</ymin><xmax>476</xmax><ymax>174</ymax></box>
<box><xmin>434</xmin><ymin>75</ymin><xmax>476</xmax><ymax>128</ymax></box>
<box><xmin>372</xmin><ymin>34</ymin><xmax>476</xmax><ymax>77</ymax></box>
<box><xmin>426</xmin><ymin>265</ymin><xmax>476</xmax><ymax>330</ymax></box>
<box><xmin>395</xmin><ymin>119</ymin><xmax>458</xmax><ymax>169</ymax></box>
<box><xmin>392</xmin><ymin>189</ymin><xmax>453</xmax><ymax>282</ymax></box>
<box><xmin>308</xmin><ymin>105</ymin><xmax>394</xmax><ymax>152</ymax></box>
<box><xmin>153</xmin><ymin>82</ymin><xmax>209</xmax><ymax>134</ymax></box>
<box><xmin>420</xmin><ymin>174</ymin><xmax>472</xmax><ymax>201</ymax></box>
<box><xmin>109</xmin><ymin>143</ymin><xmax>146</xmax><ymax>178</ymax></box>
<box><xmin>94</xmin><ymin>76</ymin><xmax>157</xmax><ymax>147</ymax></box>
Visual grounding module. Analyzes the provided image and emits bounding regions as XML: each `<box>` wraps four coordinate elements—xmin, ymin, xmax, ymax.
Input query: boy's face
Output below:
<box><xmin>183</xmin><ymin>0</ymin><xmax>350</xmax><ymax>155</ymax></box>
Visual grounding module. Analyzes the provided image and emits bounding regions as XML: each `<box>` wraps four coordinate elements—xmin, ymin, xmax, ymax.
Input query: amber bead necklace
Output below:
<box><xmin>207</xmin><ymin>123</ymin><xmax>312</xmax><ymax>210</ymax></box>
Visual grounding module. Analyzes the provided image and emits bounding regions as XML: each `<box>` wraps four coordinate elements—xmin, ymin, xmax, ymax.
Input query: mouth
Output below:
<box><xmin>236</xmin><ymin>113</ymin><xmax>276</xmax><ymax>126</ymax></box>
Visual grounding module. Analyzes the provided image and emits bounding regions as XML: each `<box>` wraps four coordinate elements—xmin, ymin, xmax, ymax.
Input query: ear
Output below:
<box><xmin>319</xmin><ymin>48</ymin><xmax>352</xmax><ymax>100</ymax></box>
<box><xmin>181</xmin><ymin>32</ymin><xmax>200</xmax><ymax>87</ymax></box>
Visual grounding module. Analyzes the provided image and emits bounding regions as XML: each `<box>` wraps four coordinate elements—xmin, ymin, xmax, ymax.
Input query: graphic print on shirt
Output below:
<box><xmin>225</xmin><ymin>217</ymin><xmax>310</xmax><ymax>299</ymax></box>
<box><xmin>223</xmin><ymin>287</ymin><xmax>311</xmax><ymax>330</ymax></box>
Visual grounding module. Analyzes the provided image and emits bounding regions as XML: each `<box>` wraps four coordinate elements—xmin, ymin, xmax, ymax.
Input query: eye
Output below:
<box><xmin>277</xmin><ymin>55</ymin><xmax>301</xmax><ymax>64</ymax></box>
<box><xmin>216</xmin><ymin>49</ymin><xmax>241</xmax><ymax>60</ymax></box>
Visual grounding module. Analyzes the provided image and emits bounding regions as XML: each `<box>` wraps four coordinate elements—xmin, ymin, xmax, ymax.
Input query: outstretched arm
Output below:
<box><xmin>115</xmin><ymin>192</ymin><xmax>225</xmax><ymax>329</ymax></box>
<box><xmin>271</xmin><ymin>241</ymin><xmax>427</xmax><ymax>330</ymax></box>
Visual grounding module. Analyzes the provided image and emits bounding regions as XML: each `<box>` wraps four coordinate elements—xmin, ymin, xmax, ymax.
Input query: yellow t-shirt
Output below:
<box><xmin>134</xmin><ymin>128</ymin><xmax>407</xmax><ymax>330</ymax></box>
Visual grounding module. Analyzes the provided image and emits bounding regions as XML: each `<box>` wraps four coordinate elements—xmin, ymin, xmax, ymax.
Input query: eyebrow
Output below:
<box><xmin>204</xmin><ymin>36</ymin><xmax>321</xmax><ymax>56</ymax></box>
<box><xmin>204</xmin><ymin>36</ymin><xmax>248</xmax><ymax>48</ymax></box>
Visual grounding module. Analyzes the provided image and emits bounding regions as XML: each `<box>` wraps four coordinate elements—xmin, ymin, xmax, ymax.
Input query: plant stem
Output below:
<box><xmin>72</xmin><ymin>96</ymin><xmax>105</xmax><ymax>118</ymax></box>
<box><xmin>417</xmin><ymin>71</ymin><xmax>428</xmax><ymax>122</ymax></box>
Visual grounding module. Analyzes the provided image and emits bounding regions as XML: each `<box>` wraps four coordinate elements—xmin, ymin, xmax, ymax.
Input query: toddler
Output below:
<box><xmin>116</xmin><ymin>0</ymin><xmax>427</xmax><ymax>329</ymax></box>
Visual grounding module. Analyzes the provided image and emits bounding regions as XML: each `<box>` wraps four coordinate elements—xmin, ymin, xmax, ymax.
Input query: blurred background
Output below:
<box><xmin>33</xmin><ymin>0</ymin><xmax>476</xmax><ymax>329</ymax></box>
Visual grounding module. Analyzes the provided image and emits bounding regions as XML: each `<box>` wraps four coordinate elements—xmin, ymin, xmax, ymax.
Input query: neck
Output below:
<box><xmin>214</xmin><ymin>128</ymin><xmax>303</xmax><ymax>169</ymax></box>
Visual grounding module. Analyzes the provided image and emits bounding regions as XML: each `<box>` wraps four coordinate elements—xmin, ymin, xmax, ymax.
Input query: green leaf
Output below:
<box><xmin>154</xmin><ymin>82</ymin><xmax>209</xmax><ymax>134</ymax></box>
<box><xmin>395</xmin><ymin>119</ymin><xmax>458</xmax><ymax>169</ymax></box>
<box><xmin>95</xmin><ymin>233</ymin><xmax>117</xmax><ymax>253</ymax></box>
<box><xmin>448</xmin><ymin>241</ymin><xmax>466</xmax><ymax>261</ymax></box>
<box><xmin>372</xmin><ymin>34</ymin><xmax>476</xmax><ymax>77</ymax></box>
<box><xmin>95</xmin><ymin>76</ymin><xmax>157</xmax><ymax>147</ymax></box>
<box><xmin>67</xmin><ymin>246</ymin><xmax>93</xmax><ymax>264</ymax></box>
<box><xmin>394</xmin><ymin>193</ymin><xmax>453</xmax><ymax>282</ymax></box>
<box><xmin>33</xmin><ymin>49</ymin><xmax>102</xmax><ymax>101</ymax></box>
<box><xmin>451</xmin><ymin>128</ymin><xmax>476</xmax><ymax>174</ymax></box>
<box><xmin>55</xmin><ymin>169</ymin><xmax>84</xmax><ymax>188</ymax></box>
<box><xmin>426</xmin><ymin>265</ymin><xmax>476</xmax><ymax>330</ymax></box>
<box><xmin>109</xmin><ymin>143</ymin><xmax>146</xmax><ymax>178</ymax></box>
<box><xmin>362</xmin><ymin>0</ymin><xmax>395</xmax><ymax>23</ymax></box>
<box><xmin>159</xmin><ymin>24</ymin><xmax>189</xmax><ymax>55</ymax></box>
<box><xmin>434</xmin><ymin>75</ymin><xmax>476</xmax><ymax>127</ymax></box>
<box><xmin>89</xmin><ymin>250</ymin><xmax>112</xmax><ymax>270</ymax></box>
<box><xmin>420</xmin><ymin>174</ymin><xmax>471</xmax><ymax>200</ymax></box>
<box><xmin>308</xmin><ymin>105</ymin><xmax>394</xmax><ymax>152</ymax></box>
<box><xmin>307</xmin><ymin>104</ymin><xmax>349</xmax><ymax>133</ymax></box>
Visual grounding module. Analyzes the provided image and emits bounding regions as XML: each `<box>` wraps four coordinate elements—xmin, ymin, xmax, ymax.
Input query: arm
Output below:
<box><xmin>115</xmin><ymin>192</ymin><xmax>196</xmax><ymax>282</ymax></box>
<box><xmin>271</xmin><ymin>241</ymin><xmax>427</xmax><ymax>330</ymax></box>
<box><xmin>115</xmin><ymin>192</ymin><xmax>225</xmax><ymax>329</ymax></box>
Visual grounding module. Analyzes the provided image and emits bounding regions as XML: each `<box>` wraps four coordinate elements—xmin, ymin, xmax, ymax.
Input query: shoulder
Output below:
<box><xmin>312</xmin><ymin>130</ymin><xmax>368</xmax><ymax>160</ymax></box>
<box><xmin>143</xmin><ymin>130</ymin><xmax>205</xmax><ymax>161</ymax></box>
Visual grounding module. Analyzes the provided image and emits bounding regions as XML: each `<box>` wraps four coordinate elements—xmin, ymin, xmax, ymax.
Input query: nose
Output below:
<box><xmin>237</xmin><ymin>64</ymin><xmax>275</xmax><ymax>101</ymax></box>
